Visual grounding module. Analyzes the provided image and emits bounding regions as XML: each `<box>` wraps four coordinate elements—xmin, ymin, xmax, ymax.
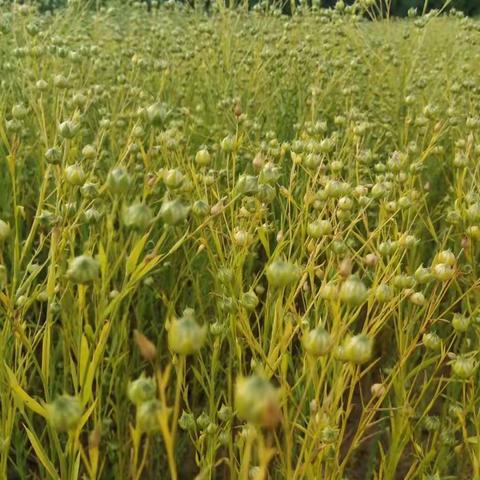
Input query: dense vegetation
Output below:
<box><xmin>1</xmin><ymin>2</ymin><xmax>480</xmax><ymax>479</ymax></box>
<box><xmin>3</xmin><ymin>0</ymin><xmax>480</xmax><ymax>16</ymax></box>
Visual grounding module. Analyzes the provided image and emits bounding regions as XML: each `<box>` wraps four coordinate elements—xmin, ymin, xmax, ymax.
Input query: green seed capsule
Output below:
<box><xmin>258</xmin><ymin>162</ymin><xmax>281</xmax><ymax>185</ymax></box>
<box><xmin>307</xmin><ymin>220</ymin><xmax>329</xmax><ymax>238</ymax></box>
<box><xmin>218</xmin><ymin>431</ymin><xmax>230</xmax><ymax>446</ymax></box>
<box><xmin>466</xmin><ymin>203</ymin><xmax>480</xmax><ymax>223</ymax></box>
<box><xmin>452</xmin><ymin>314</ymin><xmax>470</xmax><ymax>333</ymax></box>
<box><xmin>339</xmin><ymin>276</ymin><xmax>368</xmax><ymax>306</ymax></box>
<box><xmin>409</xmin><ymin>292</ymin><xmax>425</xmax><ymax>306</ymax></box>
<box><xmin>319</xmin><ymin>281</ymin><xmax>337</xmax><ymax>300</ymax></box>
<box><xmin>178</xmin><ymin>411</ymin><xmax>196</xmax><ymax>431</ymax></box>
<box><xmin>80</xmin><ymin>182</ymin><xmax>99</xmax><ymax>200</ymax></box>
<box><xmin>84</xmin><ymin>207</ymin><xmax>101</xmax><ymax>226</ymax></box>
<box><xmin>220</xmin><ymin>135</ymin><xmax>237</xmax><ymax>153</ymax></box>
<box><xmin>235</xmin><ymin>175</ymin><xmax>258</xmax><ymax>195</ymax></box>
<box><xmin>423</xmin><ymin>332</ymin><xmax>442</xmax><ymax>351</ymax></box>
<box><xmin>234</xmin><ymin>375</ymin><xmax>281</xmax><ymax>427</ymax></box>
<box><xmin>58</xmin><ymin>120</ymin><xmax>79</xmax><ymax>139</ymax></box>
<box><xmin>67</xmin><ymin>255</ymin><xmax>99</xmax><ymax>284</ymax></box>
<box><xmin>146</xmin><ymin>102</ymin><xmax>168</xmax><ymax>126</ymax></box>
<box><xmin>64</xmin><ymin>164</ymin><xmax>86</xmax><ymax>186</ymax></box>
<box><xmin>331</xmin><ymin>240</ymin><xmax>348</xmax><ymax>255</ymax></box>
<box><xmin>106</xmin><ymin>167</ymin><xmax>131</xmax><ymax>194</ymax></box>
<box><xmin>451</xmin><ymin>356</ymin><xmax>476</xmax><ymax>379</ymax></box>
<box><xmin>122</xmin><ymin>203</ymin><xmax>152</xmax><ymax>231</ymax></box>
<box><xmin>325</xmin><ymin>180</ymin><xmax>350</xmax><ymax>198</ymax></box>
<box><xmin>46</xmin><ymin>395</ymin><xmax>83</xmax><ymax>432</ymax></box>
<box><xmin>45</xmin><ymin>147</ymin><xmax>62</xmax><ymax>165</ymax></box>
<box><xmin>163</xmin><ymin>169</ymin><xmax>184</xmax><ymax>189</ymax></box>
<box><xmin>436</xmin><ymin>250</ymin><xmax>456</xmax><ymax>267</ymax></box>
<box><xmin>218</xmin><ymin>404</ymin><xmax>233</xmax><ymax>422</ymax></box>
<box><xmin>256</xmin><ymin>183</ymin><xmax>276</xmax><ymax>204</ymax></box>
<box><xmin>343</xmin><ymin>334</ymin><xmax>373</xmax><ymax>364</ymax></box>
<box><xmin>36</xmin><ymin>79</ymin><xmax>48</xmax><ymax>91</ymax></box>
<box><xmin>137</xmin><ymin>399</ymin><xmax>163</xmax><ymax>433</ymax></box>
<box><xmin>128</xmin><ymin>374</ymin><xmax>156</xmax><ymax>405</ymax></box>
<box><xmin>12</xmin><ymin>103</ymin><xmax>28</xmax><ymax>119</ymax></box>
<box><xmin>0</xmin><ymin>220</ymin><xmax>11</xmax><ymax>241</ymax></box>
<box><xmin>159</xmin><ymin>199</ymin><xmax>190</xmax><ymax>225</ymax></box>
<box><xmin>240</xmin><ymin>290</ymin><xmax>259</xmax><ymax>311</ymax></box>
<box><xmin>195</xmin><ymin>148</ymin><xmax>211</xmax><ymax>167</ymax></box>
<box><xmin>53</xmin><ymin>74</ymin><xmax>70</xmax><ymax>89</ymax></box>
<box><xmin>432</xmin><ymin>263</ymin><xmax>455</xmax><ymax>281</ymax></box>
<box><xmin>302</xmin><ymin>326</ymin><xmax>332</xmax><ymax>357</ymax></box>
<box><xmin>191</xmin><ymin>199</ymin><xmax>209</xmax><ymax>218</ymax></box>
<box><xmin>266</xmin><ymin>260</ymin><xmax>300</xmax><ymax>288</ymax></box>
<box><xmin>392</xmin><ymin>274</ymin><xmax>415</xmax><ymax>290</ymax></box>
<box><xmin>375</xmin><ymin>284</ymin><xmax>393</xmax><ymax>302</ymax></box>
<box><xmin>415</xmin><ymin>265</ymin><xmax>433</xmax><ymax>284</ymax></box>
<box><xmin>167</xmin><ymin>308</ymin><xmax>207</xmax><ymax>355</ymax></box>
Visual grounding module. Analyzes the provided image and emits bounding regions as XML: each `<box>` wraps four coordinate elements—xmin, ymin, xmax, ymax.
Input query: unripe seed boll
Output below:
<box><xmin>65</xmin><ymin>164</ymin><xmax>86</xmax><ymax>186</ymax></box>
<box><xmin>67</xmin><ymin>255</ymin><xmax>99</xmax><ymax>284</ymax></box>
<box><xmin>343</xmin><ymin>334</ymin><xmax>373</xmax><ymax>364</ymax></box>
<box><xmin>0</xmin><ymin>220</ymin><xmax>11</xmax><ymax>241</ymax></box>
<box><xmin>47</xmin><ymin>395</ymin><xmax>83</xmax><ymax>432</ymax></box>
<box><xmin>339</xmin><ymin>276</ymin><xmax>368</xmax><ymax>306</ymax></box>
<box><xmin>235</xmin><ymin>375</ymin><xmax>281</xmax><ymax>428</ymax></box>
<box><xmin>128</xmin><ymin>374</ymin><xmax>156</xmax><ymax>405</ymax></box>
<box><xmin>266</xmin><ymin>260</ymin><xmax>300</xmax><ymax>288</ymax></box>
<box><xmin>302</xmin><ymin>326</ymin><xmax>332</xmax><ymax>357</ymax></box>
<box><xmin>168</xmin><ymin>308</ymin><xmax>207</xmax><ymax>356</ymax></box>
<box><xmin>107</xmin><ymin>167</ymin><xmax>131</xmax><ymax>194</ymax></box>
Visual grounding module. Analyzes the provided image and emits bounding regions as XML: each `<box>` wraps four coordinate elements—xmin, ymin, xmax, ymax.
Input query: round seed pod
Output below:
<box><xmin>240</xmin><ymin>290</ymin><xmax>259</xmax><ymax>311</ymax></box>
<box><xmin>45</xmin><ymin>147</ymin><xmax>62</xmax><ymax>165</ymax></box>
<box><xmin>266</xmin><ymin>260</ymin><xmax>300</xmax><ymax>288</ymax></box>
<box><xmin>12</xmin><ymin>103</ymin><xmax>28</xmax><ymax>119</ymax></box>
<box><xmin>168</xmin><ymin>308</ymin><xmax>207</xmax><ymax>356</ymax></box>
<box><xmin>218</xmin><ymin>404</ymin><xmax>233</xmax><ymax>422</ymax></box>
<box><xmin>163</xmin><ymin>169</ymin><xmax>184</xmax><ymax>189</ymax></box>
<box><xmin>343</xmin><ymin>334</ymin><xmax>373</xmax><ymax>364</ymax></box>
<box><xmin>436</xmin><ymin>250</ymin><xmax>456</xmax><ymax>267</ymax></box>
<box><xmin>409</xmin><ymin>291</ymin><xmax>426</xmax><ymax>306</ymax></box>
<box><xmin>339</xmin><ymin>276</ymin><xmax>368</xmax><ymax>306</ymax></box>
<box><xmin>80</xmin><ymin>182</ymin><xmax>99</xmax><ymax>200</ymax></box>
<box><xmin>46</xmin><ymin>395</ymin><xmax>83</xmax><ymax>432</ymax></box>
<box><xmin>128</xmin><ymin>374</ymin><xmax>156</xmax><ymax>405</ymax></box>
<box><xmin>319</xmin><ymin>281</ymin><xmax>337</xmax><ymax>300</ymax></box>
<box><xmin>302</xmin><ymin>326</ymin><xmax>332</xmax><ymax>357</ymax></box>
<box><xmin>432</xmin><ymin>263</ymin><xmax>455</xmax><ymax>281</ymax></box>
<box><xmin>307</xmin><ymin>219</ymin><xmax>332</xmax><ymax>238</ymax></box>
<box><xmin>452</xmin><ymin>314</ymin><xmax>470</xmax><ymax>333</ymax></box>
<box><xmin>159</xmin><ymin>199</ymin><xmax>190</xmax><ymax>225</ymax></box>
<box><xmin>0</xmin><ymin>220</ymin><xmax>11</xmax><ymax>242</ymax></box>
<box><xmin>66</xmin><ymin>255</ymin><xmax>99</xmax><ymax>284</ymax></box>
<box><xmin>451</xmin><ymin>356</ymin><xmax>476</xmax><ymax>379</ymax></box>
<box><xmin>137</xmin><ymin>399</ymin><xmax>163</xmax><ymax>433</ymax></box>
<box><xmin>58</xmin><ymin>120</ymin><xmax>79</xmax><ymax>139</ymax></box>
<box><xmin>107</xmin><ymin>167</ymin><xmax>131</xmax><ymax>194</ymax></box>
<box><xmin>122</xmin><ymin>203</ymin><xmax>152</xmax><ymax>231</ymax></box>
<box><xmin>375</xmin><ymin>284</ymin><xmax>393</xmax><ymax>303</ymax></box>
<box><xmin>234</xmin><ymin>375</ymin><xmax>281</xmax><ymax>427</ymax></box>
<box><xmin>415</xmin><ymin>265</ymin><xmax>433</xmax><ymax>284</ymax></box>
<box><xmin>146</xmin><ymin>102</ymin><xmax>168</xmax><ymax>126</ymax></box>
<box><xmin>178</xmin><ymin>411</ymin><xmax>196</xmax><ymax>431</ymax></box>
<box><xmin>422</xmin><ymin>332</ymin><xmax>442</xmax><ymax>351</ymax></box>
<box><xmin>64</xmin><ymin>164</ymin><xmax>86</xmax><ymax>186</ymax></box>
<box><xmin>195</xmin><ymin>148</ymin><xmax>211</xmax><ymax>167</ymax></box>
